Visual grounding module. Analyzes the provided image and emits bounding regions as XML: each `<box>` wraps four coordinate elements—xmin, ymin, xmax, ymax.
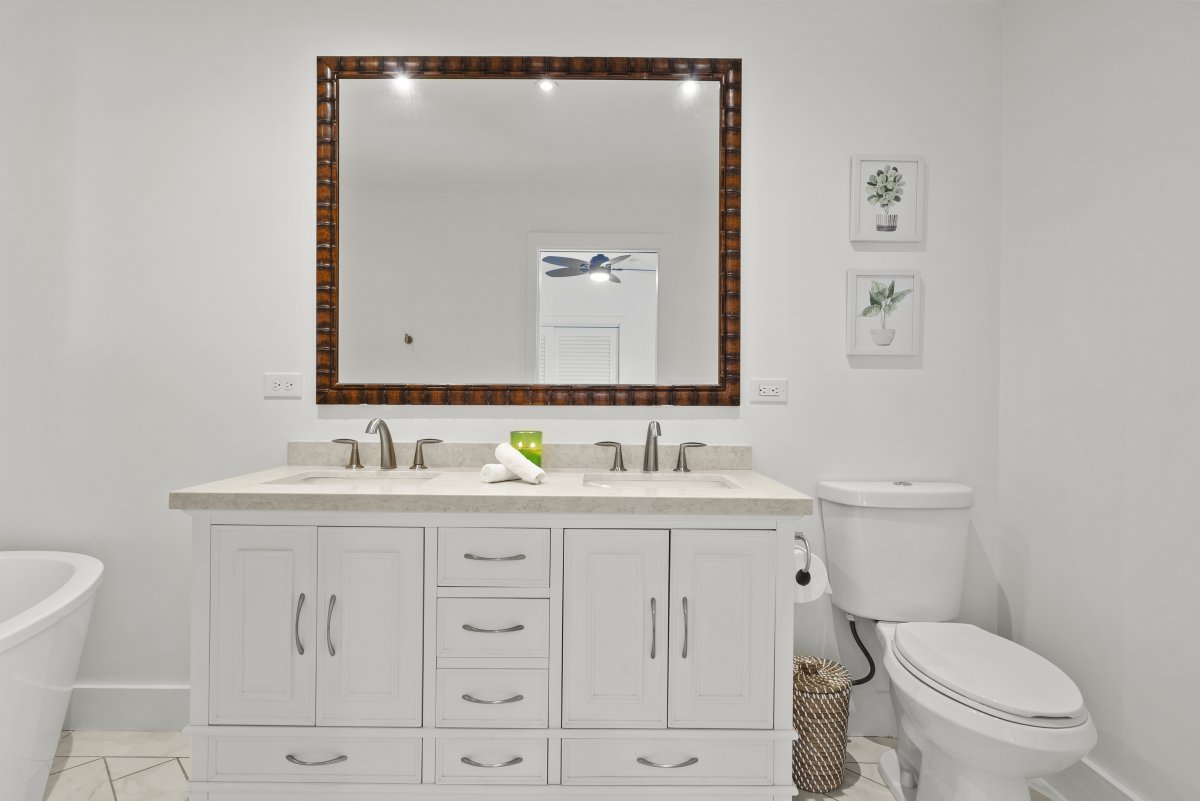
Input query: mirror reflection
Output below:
<box><xmin>336</xmin><ymin>77</ymin><xmax>719</xmax><ymax>386</ymax></box>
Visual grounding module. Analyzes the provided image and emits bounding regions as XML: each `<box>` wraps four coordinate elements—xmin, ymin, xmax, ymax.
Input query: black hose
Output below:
<box><xmin>848</xmin><ymin>618</ymin><xmax>876</xmax><ymax>686</ymax></box>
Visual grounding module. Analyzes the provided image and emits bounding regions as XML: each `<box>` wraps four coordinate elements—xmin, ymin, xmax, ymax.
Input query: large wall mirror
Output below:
<box><xmin>316</xmin><ymin>57</ymin><xmax>741</xmax><ymax>405</ymax></box>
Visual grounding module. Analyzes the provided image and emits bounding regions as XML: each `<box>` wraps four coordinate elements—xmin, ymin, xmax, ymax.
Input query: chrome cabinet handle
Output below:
<box><xmin>286</xmin><ymin>753</ymin><xmax>348</xmax><ymax>767</ymax></box>
<box><xmin>637</xmin><ymin>756</ymin><xmax>699</xmax><ymax>769</ymax></box>
<box><xmin>294</xmin><ymin>593</ymin><xmax>306</xmax><ymax>656</ymax></box>
<box><xmin>326</xmin><ymin>595</ymin><xmax>337</xmax><ymax>657</ymax></box>
<box><xmin>462</xmin><ymin>693</ymin><xmax>524</xmax><ymax>705</ymax></box>
<box><xmin>461</xmin><ymin>755</ymin><xmax>524</xmax><ymax>769</ymax></box>
<box><xmin>650</xmin><ymin>597</ymin><xmax>657</xmax><ymax>659</ymax></box>
<box><xmin>462</xmin><ymin>623</ymin><xmax>525</xmax><ymax>634</ymax></box>
<box><xmin>681</xmin><ymin>596</ymin><xmax>689</xmax><ymax>659</ymax></box>
<box><xmin>464</xmin><ymin>553</ymin><xmax>527</xmax><ymax>561</ymax></box>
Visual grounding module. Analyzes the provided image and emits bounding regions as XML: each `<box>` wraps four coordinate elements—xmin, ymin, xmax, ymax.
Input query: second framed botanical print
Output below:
<box><xmin>847</xmin><ymin>270</ymin><xmax>922</xmax><ymax>356</ymax></box>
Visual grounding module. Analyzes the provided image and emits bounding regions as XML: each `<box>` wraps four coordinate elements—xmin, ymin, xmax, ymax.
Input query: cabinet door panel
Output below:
<box><xmin>563</xmin><ymin>529</ymin><xmax>668</xmax><ymax>728</ymax></box>
<box><xmin>317</xmin><ymin>527</ymin><xmax>424</xmax><ymax>726</ymax></box>
<box><xmin>210</xmin><ymin>526</ymin><xmax>316</xmax><ymax>725</ymax></box>
<box><xmin>668</xmin><ymin>530</ymin><xmax>774</xmax><ymax>729</ymax></box>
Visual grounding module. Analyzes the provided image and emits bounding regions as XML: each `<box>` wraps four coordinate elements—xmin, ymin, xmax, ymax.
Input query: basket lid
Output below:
<box><xmin>792</xmin><ymin>655</ymin><xmax>851</xmax><ymax>693</ymax></box>
<box><xmin>894</xmin><ymin>623</ymin><xmax>1085</xmax><ymax>722</ymax></box>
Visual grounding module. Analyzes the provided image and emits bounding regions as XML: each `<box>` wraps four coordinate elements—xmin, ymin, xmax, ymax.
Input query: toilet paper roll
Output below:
<box><xmin>793</xmin><ymin>546</ymin><xmax>830</xmax><ymax>604</ymax></box>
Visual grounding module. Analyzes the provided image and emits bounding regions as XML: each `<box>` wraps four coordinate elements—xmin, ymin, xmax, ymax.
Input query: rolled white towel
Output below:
<box><xmin>495</xmin><ymin>442</ymin><xmax>546</xmax><ymax>485</ymax></box>
<box><xmin>481</xmin><ymin>463</ymin><xmax>519</xmax><ymax>483</ymax></box>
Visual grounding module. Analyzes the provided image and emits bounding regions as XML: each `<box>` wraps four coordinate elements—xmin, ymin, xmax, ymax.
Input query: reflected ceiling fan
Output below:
<box><xmin>542</xmin><ymin>253</ymin><xmax>656</xmax><ymax>284</ymax></box>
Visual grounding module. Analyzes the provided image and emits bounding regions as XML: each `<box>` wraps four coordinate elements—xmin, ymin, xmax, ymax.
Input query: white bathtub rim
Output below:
<box><xmin>0</xmin><ymin>551</ymin><xmax>104</xmax><ymax>656</ymax></box>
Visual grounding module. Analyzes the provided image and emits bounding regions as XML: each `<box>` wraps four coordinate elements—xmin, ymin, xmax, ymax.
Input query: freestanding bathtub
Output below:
<box><xmin>0</xmin><ymin>551</ymin><xmax>103</xmax><ymax>801</ymax></box>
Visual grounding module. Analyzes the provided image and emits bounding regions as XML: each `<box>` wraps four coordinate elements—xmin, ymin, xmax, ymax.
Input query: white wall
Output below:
<box><xmin>1000</xmin><ymin>2</ymin><xmax>1200</xmax><ymax>800</ymax></box>
<box><xmin>0</xmin><ymin>0</ymin><xmax>1003</xmax><ymax>738</ymax></box>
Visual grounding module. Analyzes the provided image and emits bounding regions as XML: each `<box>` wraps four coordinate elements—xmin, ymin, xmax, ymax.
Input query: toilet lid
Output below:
<box><xmin>894</xmin><ymin>623</ymin><xmax>1087</xmax><ymax>725</ymax></box>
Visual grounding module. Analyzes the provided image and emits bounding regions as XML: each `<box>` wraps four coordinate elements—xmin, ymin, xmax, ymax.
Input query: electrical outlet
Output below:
<box><xmin>750</xmin><ymin>378</ymin><xmax>788</xmax><ymax>404</ymax></box>
<box><xmin>264</xmin><ymin>372</ymin><xmax>302</xmax><ymax>399</ymax></box>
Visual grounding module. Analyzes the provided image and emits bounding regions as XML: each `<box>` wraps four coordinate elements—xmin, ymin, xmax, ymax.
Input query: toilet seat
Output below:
<box><xmin>893</xmin><ymin>623</ymin><xmax>1088</xmax><ymax>729</ymax></box>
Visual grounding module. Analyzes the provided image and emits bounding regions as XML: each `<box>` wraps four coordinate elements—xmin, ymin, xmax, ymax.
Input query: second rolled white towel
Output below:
<box><xmin>495</xmin><ymin>442</ymin><xmax>546</xmax><ymax>484</ymax></box>
<box><xmin>480</xmin><ymin>463</ymin><xmax>519</xmax><ymax>483</ymax></box>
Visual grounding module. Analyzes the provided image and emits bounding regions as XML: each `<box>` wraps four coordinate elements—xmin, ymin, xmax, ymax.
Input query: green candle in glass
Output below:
<box><xmin>510</xmin><ymin>430</ymin><xmax>543</xmax><ymax>467</ymax></box>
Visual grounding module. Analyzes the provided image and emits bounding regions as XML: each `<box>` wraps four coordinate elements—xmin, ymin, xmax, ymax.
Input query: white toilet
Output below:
<box><xmin>818</xmin><ymin>481</ymin><xmax>1097</xmax><ymax>801</ymax></box>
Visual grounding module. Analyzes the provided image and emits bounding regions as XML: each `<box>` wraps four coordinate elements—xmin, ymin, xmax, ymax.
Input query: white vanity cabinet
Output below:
<box><xmin>562</xmin><ymin>528</ymin><xmax>774</xmax><ymax>730</ymax></box>
<box><xmin>209</xmin><ymin>525</ymin><xmax>423</xmax><ymax>727</ymax></box>
<box><xmin>184</xmin><ymin>512</ymin><xmax>803</xmax><ymax>801</ymax></box>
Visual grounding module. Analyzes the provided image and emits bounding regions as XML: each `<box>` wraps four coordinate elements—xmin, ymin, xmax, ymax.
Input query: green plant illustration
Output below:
<box><xmin>861</xmin><ymin>280</ymin><xmax>912</xmax><ymax>331</ymax></box>
<box><xmin>865</xmin><ymin>165</ymin><xmax>905</xmax><ymax>210</ymax></box>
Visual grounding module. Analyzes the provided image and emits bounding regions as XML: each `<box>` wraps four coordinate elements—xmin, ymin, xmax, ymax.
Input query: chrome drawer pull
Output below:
<box><xmin>294</xmin><ymin>593</ymin><xmax>306</xmax><ymax>656</ymax></box>
<box><xmin>462</xmin><ymin>693</ymin><xmax>524</xmax><ymax>705</ymax></box>
<box><xmin>462</xmin><ymin>623</ymin><xmax>525</xmax><ymax>634</ymax></box>
<box><xmin>286</xmin><ymin>754</ymin><xmax>348</xmax><ymax>767</ymax></box>
<box><xmin>461</xmin><ymin>755</ymin><xmax>524</xmax><ymax>769</ymax></box>
<box><xmin>464</xmin><ymin>552</ymin><xmax>527</xmax><ymax>561</ymax></box>
<box><xmin>637</xmin><ymin>756</ymin><xmax>699</xmax><ymax>769</ymax></box>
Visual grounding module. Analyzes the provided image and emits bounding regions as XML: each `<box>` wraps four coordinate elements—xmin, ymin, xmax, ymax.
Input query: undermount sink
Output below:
<box><xmin>269</xmin><ymin>470</ymin><xmax>439</xmax><ymax>486</ymax></box>
<box><xmin>582</xmin><ymin>473</ymin><xmax>740</xmax><ymax>491</ymax></box>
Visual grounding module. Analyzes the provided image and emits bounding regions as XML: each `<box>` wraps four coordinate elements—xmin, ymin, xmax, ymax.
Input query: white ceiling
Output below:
<box><xmin>339</xmin><ymin>77</ymin><xmax>720</xmax><ymax>188</ymax></box>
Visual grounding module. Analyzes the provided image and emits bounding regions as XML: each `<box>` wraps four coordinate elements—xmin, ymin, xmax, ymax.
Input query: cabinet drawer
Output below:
<box><xmin>561</xmin><ymin>738</ymin><xmax>773</xmax><ymax>785</ymax></box>
<box><xmin>436</xmin><ymin>669</ymin><xmax>548</xmax><ymax>727</ymax></box>
<box><xmin>437</xmin><ymin>598</ymin><xmax>549</xmax><ymax>658</ymax></box>
<box><xmin>209</xmin><ymin>733</ymin><xmax>420</xmax><ymax>783</ymax></box>
<box><xmin>435</xmin><ymin>738</ymin><xmax>548</xmax><ymax>784</ymax></box>
<box><xmin>438</xmin><ymin>528</ymin><xmax>550</xmax><ymax>587</ymax></box>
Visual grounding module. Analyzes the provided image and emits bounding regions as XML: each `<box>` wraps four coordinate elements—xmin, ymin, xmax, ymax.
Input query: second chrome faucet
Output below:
<box><xmin>643</xmin><ymin>421</ymin><xmax>662</xmax><ymax>472</ymax></box>
<box><xmin>364</xmin><ymin>419</ymin><xmax>441</xmax><ymax>470</ymax></box>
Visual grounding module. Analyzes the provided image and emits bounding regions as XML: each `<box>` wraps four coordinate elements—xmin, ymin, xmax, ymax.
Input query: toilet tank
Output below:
<box><xmin>818</xmin><ymin>481</ymin><xmax>974</xmax><ymax>622</ymax></box>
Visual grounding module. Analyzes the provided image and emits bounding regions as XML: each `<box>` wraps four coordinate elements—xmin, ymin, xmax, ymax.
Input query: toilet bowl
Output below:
<box><xmin>817</xmin><ymin>481</ymin><xmax>1097</xmax><ymax>801</ymax></box>
<box><xmin>876</xmin><ymin>621</ymin><xmax>1096</xmax><ymax>801</ymax></box>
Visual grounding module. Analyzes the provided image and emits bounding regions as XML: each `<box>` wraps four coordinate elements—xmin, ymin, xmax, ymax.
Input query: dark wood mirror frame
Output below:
<box><xmin>316</xmin><ymin>56</ymin><xmax>741</xmax><ymax>405</ymax></box>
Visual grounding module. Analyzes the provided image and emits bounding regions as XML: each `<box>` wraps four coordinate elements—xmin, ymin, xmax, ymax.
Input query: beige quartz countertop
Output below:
<box><xmin>169</xmin><ymin>465</ymin><xmax>812</xmax><ymax>516</ymax></box>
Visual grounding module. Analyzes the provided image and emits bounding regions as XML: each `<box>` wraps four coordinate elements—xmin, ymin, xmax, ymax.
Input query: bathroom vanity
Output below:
<box><xmin>170</xmin><ymin>448</ymin><xmax>810</xmax><ymax>800</ymax></box>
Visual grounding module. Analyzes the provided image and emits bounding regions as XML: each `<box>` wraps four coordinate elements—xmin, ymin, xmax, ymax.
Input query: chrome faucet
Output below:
<box><xmin>642</xmin><ymin>421</ymin><xmax>662</xmax><ymax>472</ymax></box>
<box><xmin>364</xmin><ymin>418</ymin><xmax>397</xmax><ymax>470</ymax></box>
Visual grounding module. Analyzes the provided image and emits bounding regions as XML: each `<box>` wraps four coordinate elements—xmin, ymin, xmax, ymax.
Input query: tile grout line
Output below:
<box><xmin>105</xmin><ymin>758</ymin><xmax>176</xmax><ymax>784</ymax></box>
<box><xmin>101</xmin><ymin>757</ymin><xmax>116</xmax><ymax>801</ymax></box>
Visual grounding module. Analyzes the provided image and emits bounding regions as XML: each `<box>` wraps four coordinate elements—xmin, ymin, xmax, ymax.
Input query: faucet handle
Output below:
<box><xmin>595</xmin><ymin>441</ymin><xmax>627</xmax><ymax>472</ymax></box>
<box><xmin>674</xmin><ymin>442</ymin><xmax>706</xmax><ymax>473</ymax></box>
<box><xmin>332</xmin><ymin>439</ymin><xmax>363</xmax><ymax>470</ymax></box>
<box><xmin>410</xmin><ymin>438</ymin><xmax>444</xmax><ymax>470</ymax></box>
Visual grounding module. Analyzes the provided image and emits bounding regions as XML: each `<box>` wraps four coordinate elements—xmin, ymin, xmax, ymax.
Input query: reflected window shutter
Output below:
<box><xmin>537</xmin><ymin>330</ymin><xmax>548</xmax><ymax>383</ymax></box>
<box><xmin>543</xmin><ymin>327</ymin><xmax>618</xmax><ymax>383</ymax></box>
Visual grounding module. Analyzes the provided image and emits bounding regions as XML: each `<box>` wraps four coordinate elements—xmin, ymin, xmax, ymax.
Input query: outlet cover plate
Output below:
<box><xmin>749</xmin><ymin>378</ymin><xmax>788</xmax><ymax>404</ymax></box>
<box><xmin>264</xmin><ymin>372</ymin><xmax>302</xmax><ymax>399</ymax></box>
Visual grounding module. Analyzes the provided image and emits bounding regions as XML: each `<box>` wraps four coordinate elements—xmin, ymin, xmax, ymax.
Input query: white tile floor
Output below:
<box><xmin>798</xmin><ymin>736</ymin><xmax>1053</xmax><ymax>801</ymax></box>
<box><xmin>45</xmin><ymin>731</ymin><xmax>1053</xmax><ymax>801</ymax></box>
<box><xmin>45</xmin><ymin>732</ymin><xmax>189</xmax><ymax>801</ymax></box>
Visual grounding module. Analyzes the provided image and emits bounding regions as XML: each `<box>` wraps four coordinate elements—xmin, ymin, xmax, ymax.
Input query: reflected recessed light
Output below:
<box><xmin>680</xmin><ymin>78</ymin><xmax>699</xmax><ymax>97</ymax></box>
<box><xmin>536</xmin><ymin>77</ymin><xmax>558</xmax><ymax>92</ymax></box>
<box><xmin>392</xmin><ymin>73</ymin><xmax>413</xmax><ymax>93</ymax></box>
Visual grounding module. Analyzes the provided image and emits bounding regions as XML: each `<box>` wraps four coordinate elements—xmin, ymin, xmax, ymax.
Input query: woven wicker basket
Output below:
<box><xmin>792</xmin><ymin>655</ymin><xmax>852</xmax><ymax>793</ymax></box>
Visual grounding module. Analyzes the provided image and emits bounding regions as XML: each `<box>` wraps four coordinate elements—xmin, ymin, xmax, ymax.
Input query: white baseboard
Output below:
<box><xmin>1035</xmin><ymin>757</ymin><xmax>1146</xmax><ymax>801</ymax></box>
<box><xmin>65</xmin><ymin>684</ymin><xmax>189</xmax><ymax>731</ymax></box>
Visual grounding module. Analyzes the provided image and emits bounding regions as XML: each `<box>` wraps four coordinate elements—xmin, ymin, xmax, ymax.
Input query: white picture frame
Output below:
<box><xmin>850</xmin><ymin>156</ymin><xmax>925</xmax><ymax>243</ymax></box>
<box><xmin>846</xmin><ymin>270</ymin><xmax>921</xmax><ymax>356</ymax></box>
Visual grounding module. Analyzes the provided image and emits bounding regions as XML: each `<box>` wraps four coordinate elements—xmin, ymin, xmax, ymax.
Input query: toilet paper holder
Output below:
<box><xmin>794</xmin><ymin>533</ymin><xmax>812</xmax><ymax>586</ymax></box>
